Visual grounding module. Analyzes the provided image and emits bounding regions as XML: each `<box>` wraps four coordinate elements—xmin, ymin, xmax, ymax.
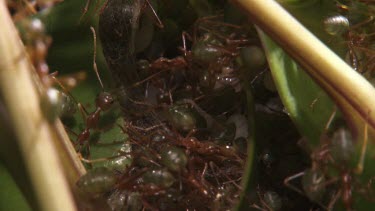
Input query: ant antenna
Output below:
<box><xmin>22</xmin><ymin>0</ymin><xmax>37</xmax><ymax>14</ymax></box>
<box><xmin>144</xmin><ymin>0</ymin><xmax>164</xmax><ymax>28</ymax></box>
<box><xmin>90</xmin><ymin>26</ymin><xmax>104</xmax><ymax>89</ymax></box>
<box><xmin>79</xmin><ymin>0</ymin><xmax>91</xmax><ymax>23</ymax></box>
<box><xmin>355</xmin><ymin>110</ymin><xmax>371</xmax><ymax>174</ymax></box>
<box><xmin>324</xmin><ymin>107</ymin><xmax>337</xmax><ymax>131</ymax></box>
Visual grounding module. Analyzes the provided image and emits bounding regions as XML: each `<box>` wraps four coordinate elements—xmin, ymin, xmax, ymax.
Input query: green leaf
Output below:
<box><xmin>258</xmin><ymin>30</ymin><xmax>335</xmax><ymax>146</ymax></box>
<box><xmin>257</xmin><ymin>1</ymin><xmax>375</xmax><ymax>209</ymax></box>
<box><xmin>0</xmin><ymin>162</ymin><xmax>31</xmax><ymax>211</ymax></box>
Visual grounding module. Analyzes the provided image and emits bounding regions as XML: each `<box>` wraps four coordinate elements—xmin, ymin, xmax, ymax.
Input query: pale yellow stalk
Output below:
<box><xmin>0</xmin><ymin>0</ymin><xmax>85</xmax><ymax>210</ymax></box>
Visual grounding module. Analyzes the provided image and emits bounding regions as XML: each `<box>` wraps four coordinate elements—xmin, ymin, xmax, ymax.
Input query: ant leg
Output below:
<box><xmin>252</xmin><ymin>187</ymin><xmax>272</xmax><ymax>211</ymax></box>
<box><xmin>90</xmin><ymin>26</ymin><xmax>104</xmax><ymax>89</ymax></box>
<box><xmin>22</xmin><ymin>0</ymin><xmax>37</xmax><ymax>14</ymax></box>
<box><xmin>309</xmin><ymin>91</ymin><xmax>324</xmax><ymax>111</ymax></box>
<box><xmin>80</xmin><ymin>153</ymin><xmax>130</xmax><ymax>164</ymax></box>
<box><xmin>185</xmin><ymin>128</ymin><xmax>199</xmax><ymax>138</ymax></box>
<box><xmin>250</xmin><ymin>68</ymin><xmax>268</xmax><ymax>85</ymax></box>
<box><xmin>54</xmin><ymin>71</ymin><xmax>87</xmax><ymax>91</ymax></box>
<box><xmin>180</xmin><ymin>31</ymin><xmax>193</xmax><ymax>57</ymax></box>
<box><xmin>327</xmin><ymin>190</ymin><xmax>341</xmax><ymax>211</ymax></box>
<box><xmin>144</xmin><ymin>0</ymin><xmax>164</xmax><ymax>28</ymax></box>
<box><xmin>324</xmin><ymin>107</ymin><xmax>337</xmax><ymax>131</ymax></box>
<box><xmin>284</xmin><ymin>171</ymin><xmax>306</xmax><ymax>195</ymax></box>
<box><xmin>348</xmin><ymin>43</ymin><xmax>359</xmax><ymax>72</ymax></box>
<box><xmin>130</xmin><ymin>69</ymin><xmax>167</xmax><ymax>88</ymax></box>
<box><xmin>355</xmin><ymin>111</ymin><xmax>370</xmax><ymax>174</ymax></box>
<box><xmin>250</xmin><ymin>204</ymin><xmax>267</xmax><ymax>211</ymax></box>
<box><xmin>130</xmin><ymin>123</ymin><xmax>165</xmax><ymax>133</ymax></box>
<box><xmin>78</xmin><ymin>103</ymin><xmax>89</xmax><ymax>121</ymax></box>
<box><xmin>168</xmin><ymin>90</ymin><xmax>173</xmax><ymax>105</ymax></box>
<box><xmin>310</xmin><ymin>97</ymin><xmax>319</xmax><ymax>110</ymax></box>
<box><xmin>79</xmin><ymin>0</ymin><xmax>91</xmax><ymax>23</ymax></box>
<box><xmin>50</xmin><ymin>75</ymin><xmax>81</xmax><ymax>107</ymax></box>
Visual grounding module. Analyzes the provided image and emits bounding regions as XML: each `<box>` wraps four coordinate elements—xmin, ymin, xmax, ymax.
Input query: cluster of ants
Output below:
<box><xmin>9</xmin><ymin>0</ymin><xmax>375</xmax><ymax>210</ymax></box>
<box><xmin>6</xmin><ymin>0</ymin><xmax>256</xmax><ymax>210</ymax></box>
<box><xmin>323</xmin><ymin>0</ymin><xmax>375</xmax><ymax>75</ymax></box>
<box><xmin>73</xmin><ymin>1</ymin><xmax>258</xmax><ymax>210</ymax></box>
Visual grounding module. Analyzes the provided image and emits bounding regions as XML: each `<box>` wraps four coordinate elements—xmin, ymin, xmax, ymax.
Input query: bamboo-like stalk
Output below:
<box><xmin>0</xmin><ymin>1</ymin><xmax>85</xmax><ymax>210</ymax></box>
<box><xmin>232</xmin><ymin>0</ymin><xmax>375</xmax><ymax>135</ymax></box>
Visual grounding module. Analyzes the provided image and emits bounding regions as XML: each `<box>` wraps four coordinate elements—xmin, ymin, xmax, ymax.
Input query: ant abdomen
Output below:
<box><xmin>105</xmin><ymin>143</ymin><xmax>132</xmax><ymax>171</ymax></box>
<box><xmin>107</xmin><ymin>190</ymin><xmax>142</xmax><ymax>211</ymax></box>
<box><xmin>240</xmin><ymin>46</ymin><xmax>267</xmax><ymax>77</ymax></box>
<box><xmin>329</xmin><ymin>127</ymin><xmax>355</xmax><ymax>163</ymax></box>
<box><xmin>192</xmin><ymin>33</ymin><xmax>224</xmax><ymax>63</ymax></box>
<box><xmin>76</xmin><ymin>167</ymin><xmax>117</xmax><ymax>195</ymax></box>
<box><xmin>160</xmin><ymin>146</ymin><xmax>188</xmax><ymax>172</ymax></box>
<box><xmin>142</xmin><ymin>168</ymin><xmax>176</xmax><ymax>188</ymax></box>
<box><xmin>323</xmin><ymin>15</ymin><xmax>350</xmax><ymax>36</ymax></box>
<box><xmin>263</xmin><ymin>191</ymin><xmax>282</xmax><ymax>211</ymax></box>
<box><xmin>40</xmin><ymin>88</ymin><xmax>76</xmax><ymax>122</ymax></box>
<box><xmin>167</xmin><ymin>103</ymin><xmax>206</xmax><ymax>133</ymax></box>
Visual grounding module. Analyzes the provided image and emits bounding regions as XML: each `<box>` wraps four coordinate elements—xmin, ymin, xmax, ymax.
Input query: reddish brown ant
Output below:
<box><xmin>326</xmin><ymin>3</ymin><xmax>375</xmax><ymax>73</ymax></box>
<box><xmin>177</xmin><ymin>17</ymin><xmax>251</xmax><ymax>93</ymax></box>
<box><xmin>284</xmin><ymin>111</ymin><xmax>372</xmax><ymax>210</ymax></box>
<box><xmin>74</xmin><ymin>27</ymin><xmax>115</xmax><ymax>155</ymax></box>
<box><xmin>19</xmin><ymin>17</ymin><xmax>53</xmax><ymax>86</ymax></box>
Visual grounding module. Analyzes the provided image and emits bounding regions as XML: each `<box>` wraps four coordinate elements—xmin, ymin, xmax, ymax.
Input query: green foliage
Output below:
<box><xmin>0</xmin><ymin>162</ymin><xmax>31</xmax><ymax>211</ymax></box>
<box><xmin>258</xmin><ymin>30</ymin><xmax>335</xmax><ymax>146</ymax></box>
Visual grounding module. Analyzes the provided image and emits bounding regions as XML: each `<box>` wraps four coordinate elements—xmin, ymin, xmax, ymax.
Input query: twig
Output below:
<box><xmin>0</xmin><ymin>0</ymin><xmax>85</xmax><ymax>210</ymax></box>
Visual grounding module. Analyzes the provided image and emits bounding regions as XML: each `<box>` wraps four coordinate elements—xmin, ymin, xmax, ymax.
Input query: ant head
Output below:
<box><xmin>96</xmin><ymin>92</ymin><xmax>114</xmax><ymax>111</ymax></box>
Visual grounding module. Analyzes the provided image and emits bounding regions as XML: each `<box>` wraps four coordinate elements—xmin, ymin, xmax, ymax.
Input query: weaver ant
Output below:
<box><xmin>71</xmin><ymin>27</ymin><xmax>115</xmax><ymax>156</ymax></box>
<box><xmin>284</xmin><ymin>111</ymin><xmax>372</xmax><ymax>210</ymax></box>
<box><xmin>325</xmin><ymin>2</ymin><xmax>375</xmax><ymax>74</ymax></box>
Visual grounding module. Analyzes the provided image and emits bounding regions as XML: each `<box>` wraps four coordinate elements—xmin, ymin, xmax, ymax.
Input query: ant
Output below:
<box><xmin>178</xmin><ymin>16</ymin><xmax>251</xmax><ymax>93</ymax></box>
<box><xmin>284</xmin><ymin>110</ymin><xmax>372</xmax><ymax>210</ymax></box>
<box><xmin>328</xmin><ymin>2</ymin><xmax>375</xmax><ymax>73</ymax></box>
<box><xmin>19</xmin><ymin>17</ymin><xmax>52</xmax><ymax>87</ymax></box>
<box><xmin>73</xmin><ymin>27</ymin><xmax>115</xmax><ymax>156</ymax></box>
<box><xmin>16</xmin><ymin>17</ymin><xmax>89</xmax><ymax>122</ymax></box>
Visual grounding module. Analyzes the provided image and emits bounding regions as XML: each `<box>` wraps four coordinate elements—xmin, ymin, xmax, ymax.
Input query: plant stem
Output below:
<box><xmin>232</xmin><ymin>0</ymin><xmax>375</xmax><ymax>137</ymax></box>
<box><xmin>0</xmin><ymin>0</ymin><xmax>85</xmax><ymax>210</ymax></box>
